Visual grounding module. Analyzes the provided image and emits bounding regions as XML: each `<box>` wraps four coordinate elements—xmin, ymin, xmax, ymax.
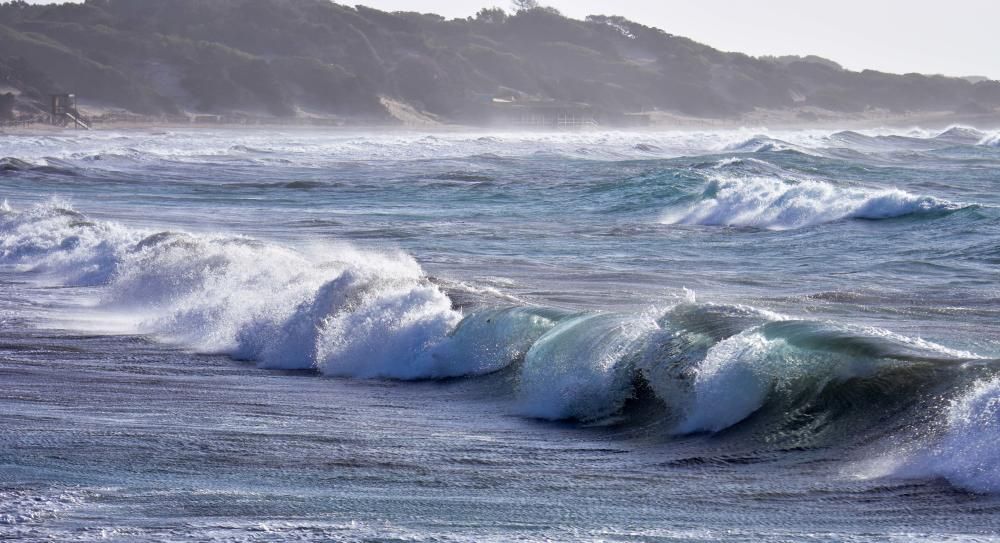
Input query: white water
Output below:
<box><xmin>3</xmin><ymin>124</ymin><xmax>1000</xmax><ymax>530</ymax></box>
<box><xmin>662</xmin><ymin>176</ymin><xmax>957</xmax><ymax>230</ymax></box>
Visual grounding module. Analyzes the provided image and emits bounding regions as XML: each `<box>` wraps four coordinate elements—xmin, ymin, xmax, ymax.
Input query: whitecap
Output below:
<box><xmin>662</xmin><ymin>176</ymin><xmax>960</xmax><ymax>230</ymax></box>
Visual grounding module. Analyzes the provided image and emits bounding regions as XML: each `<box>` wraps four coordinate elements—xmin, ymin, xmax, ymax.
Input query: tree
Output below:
<box><xmin>475</xmin><ymin>7</ymin><xmax>507</xmax><ymax>24</ymax></box>
<box><xmin>510</xmin><ymin>0</ymin><xmax>538</xmax><ymax>12</ymax></box>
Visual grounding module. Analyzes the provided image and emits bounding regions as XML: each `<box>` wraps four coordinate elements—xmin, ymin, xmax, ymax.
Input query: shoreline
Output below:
<box><xmin>2</xmin><ymin>109</ymin><xmax>1000</xmax><ymax>135</ymax></box>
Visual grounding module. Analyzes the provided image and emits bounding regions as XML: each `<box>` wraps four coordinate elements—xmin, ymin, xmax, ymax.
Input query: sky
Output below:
<box><xmin>23</xmin><ymin>0</ymin><xmax>1000</xmax><ymax>79</ymax></box>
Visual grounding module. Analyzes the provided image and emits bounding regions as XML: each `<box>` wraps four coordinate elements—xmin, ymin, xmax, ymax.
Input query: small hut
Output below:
<box><xmin>50</xmin><ymin>93</ymin><xmax>76</xmax><ymax>117</ymax></box>
<box><xmin>50</xmin><ymin>93</ymin><xmax>89</xmax><ymax>129</ymax></box>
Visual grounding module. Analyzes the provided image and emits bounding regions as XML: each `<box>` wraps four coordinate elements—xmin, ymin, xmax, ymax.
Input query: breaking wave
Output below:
<box><xmin>517</xmin><ymin>312</ymin><xmax>657</xmax><ymax>421</ymax></box>
<box><xmin>661</xmin><ymin>176</ymin><xmax>962</xmax><ymax>230</ymax></box>
<box><xmin>0</xmin><ymin>157</ymin><xmax>79</xmax><ymax>176</ymax></box>
<box><xmin>0</xmin><ymin>200</ymin><xmax>463</xmax><ymax>379</ymax></box>
<box><xmin>1</xmin><ymin>200</ymin><xmax>995</xmax><ymax>493</ymax></box>
<box><xmin>980</xmin><ymin>132</ymin><xmax>1000</xmax><ymax>148</ymax></box>
<box><xmin>724</xmin><ymin>136</ymin><xmax>799</xmax><ymax>154</ymax></box>
<box><xmin>929</xmin><ymin>377</ymin><xmax>1000</xmax><ymax>493</ymax></box>
<box><xmin>881</xmin><ymin>376</ymin><xmax>1000</xmax><ymax>495</ymax></box>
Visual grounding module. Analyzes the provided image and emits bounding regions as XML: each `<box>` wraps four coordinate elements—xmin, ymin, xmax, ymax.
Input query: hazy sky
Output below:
<box><xmin>362</xmin><ymin>0</ymin><xmax>1000</xmax><ymax>79</ymax></box>
<box><xmin>23</xmin><ymin>0</ymin><xmax>1000</xmax><ymax>79</ymax></box>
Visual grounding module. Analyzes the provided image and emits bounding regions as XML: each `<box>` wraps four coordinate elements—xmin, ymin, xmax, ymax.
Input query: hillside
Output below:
<box><xmin>2</xmin><ymin>0</ymin><xmax>999</xmax><ymax>125</ymax></box>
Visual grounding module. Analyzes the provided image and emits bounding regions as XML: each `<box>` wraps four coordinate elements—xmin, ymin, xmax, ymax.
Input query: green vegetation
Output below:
<box><xmin>0</xmin><ymin>0</ymin><xmax>997</xmax><ymax>122</ymax></box>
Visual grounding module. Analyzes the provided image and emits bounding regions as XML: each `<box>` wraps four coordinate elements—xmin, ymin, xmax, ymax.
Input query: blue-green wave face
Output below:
<box><xmin>2</xmin><ymin>126</ymin><xmax>1000</xmax><ymax>539</ymax></box>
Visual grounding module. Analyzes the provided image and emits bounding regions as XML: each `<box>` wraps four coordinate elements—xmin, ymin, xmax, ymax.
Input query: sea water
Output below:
<box><xmin>1</xmin><ymin>127</ymin><xmax>1000</xmax><ymax>541</ymax></box>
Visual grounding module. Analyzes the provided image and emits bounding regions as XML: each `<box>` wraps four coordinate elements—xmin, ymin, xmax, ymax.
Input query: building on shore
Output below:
<box><xmin>487</xmin><ymin>97</ymin><xmax>654</xmax><ymax>128</ymax></box>
<box><xmin>489</xmin><ymin>98</ymin><xmax>598</xmax><ymax>128</ymax></box>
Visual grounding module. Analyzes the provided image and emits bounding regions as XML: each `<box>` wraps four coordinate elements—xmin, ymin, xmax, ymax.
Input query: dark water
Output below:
<box><xmin>1</xmin><ymin>127</ymin><xmax>1000</xmax><ymax>541</ymax></box>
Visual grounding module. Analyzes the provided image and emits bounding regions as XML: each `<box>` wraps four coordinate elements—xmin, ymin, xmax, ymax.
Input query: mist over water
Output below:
<box><xmin>2</xmin><ymin>127</ymin><xmax>1000</xmax><ymax>541</ymax></box>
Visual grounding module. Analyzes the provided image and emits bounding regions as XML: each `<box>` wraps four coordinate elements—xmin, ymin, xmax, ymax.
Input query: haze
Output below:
<box><xmin>354</xmin><ymin>0</ymin><xmax>1000</xmax><ymax>80</ymax></box>
<box><xmin>21</xmin><ymin>0</ymin><xmax>996</xmax><ymax>79</ymax></box>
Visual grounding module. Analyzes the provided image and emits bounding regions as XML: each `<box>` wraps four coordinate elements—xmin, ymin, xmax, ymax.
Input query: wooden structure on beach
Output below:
<box><xmin>50</xmin><ymin>93</ymin><xmax>90</xmax><ymax>129</ymax></box>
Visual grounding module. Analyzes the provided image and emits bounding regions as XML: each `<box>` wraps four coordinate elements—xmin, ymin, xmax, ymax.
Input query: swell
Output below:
<box><xmin>0</xmin><ymin>157</ymin><xmax>79</xmax><ymax>176</ymax></box>
<box><xmin>2</xmin><ymin>127</ymin><xmax>998</xmax><ymax>171</ymax></box>
<box><xmin>1</xmin><ymin>200</ymin><xmax>996</xmax><ymax>493</ymax></box>
<box><xmin>661</xmin><ymin>174</ymin><xmax>967</xmax><ymax>230</ymax></box>
<box><xmin>723</xmin><ymin>135</ymin><xmax>806</xmax><ymax>154</ymax></box>
<box><xmin>934</xmin><ymin>126</ymin><xmax>987</xmax><ymax>145</ymax></box>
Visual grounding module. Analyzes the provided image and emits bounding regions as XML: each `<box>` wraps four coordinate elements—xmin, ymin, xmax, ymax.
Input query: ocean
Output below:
<box><xmin>1</xmin><ymin>126</ymin><xmax>999</xmax><ymax>541</ymax></box>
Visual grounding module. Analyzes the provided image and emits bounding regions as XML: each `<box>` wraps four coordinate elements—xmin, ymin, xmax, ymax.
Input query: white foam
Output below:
<box><xmin>674</xmin><ymin>329</ymin><xmax>776</xmax><ymax>433</ymax></box>
<box><xmin>723</xmin><ymin>136</ymin><xmax>797</xmax><ymax>154</ymax></box>
<box><xmin>0</xmin><ymin>201</ymin><xmax>570</xmax><ymax>382</ymax></box>
<box><xmin>0</xmin><ymin>199</ymin><xmax>137</xmax><ymax>285</ymax></box>
<box><xmin>979</xmin><ymin>133</ymin><xmax>1000</xmax><ymax>148</ymax></box>
<box><xmin>0</xmin><ymin>487</ymin><xmax>88</xmax><ymax>527</ymax></box>
<box><xmin>0</xmin><ymin>200</ymin><xmax>466</xmax><ymax>379</ymax></box>
<box><xmin>311</xmin><ymin>269</ymin><xmax>461</xmax><ymax>379</ymax></box>
<box><xmin>662</xmin><ymin>176</ymin><xmax>956</xmax><ymax>230</ymax></box>
<box><xmin>903</xmin><ymin>377</ymin><xmax>1000</xmax><ymax>494</ymax></box>
<box><xmin>860</xmin><ymin>327</ymin><xmax>986</xmax><ymax>360</ymax></box>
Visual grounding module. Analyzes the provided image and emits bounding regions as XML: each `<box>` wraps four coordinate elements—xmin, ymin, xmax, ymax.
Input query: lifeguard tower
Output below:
<box><xmin>50</xmin><ymin>93</ymin><xmax>89</xmax><ymax>129</ymax></box>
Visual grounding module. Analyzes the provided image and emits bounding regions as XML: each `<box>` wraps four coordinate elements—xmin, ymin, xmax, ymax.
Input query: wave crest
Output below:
<box><xmin>661</xmin><ymin>176</ymin><xmax>960</xmax><ymax>230</ymax></box>
<box><xmin>0</xmin><ymin>201</ymin><xmax>463</xmax><ymax>379</ymax></box>
<box><xmin>0</xmin><ymin>200</ymin><xmax>132</xmax><ymax>285</ymax></box>
<box><xmin>980</xmin><ymin>133</ymin><xmax>1000</xmax><ymax>148</ymax></box>
<box><xmin>640</xmin><ymin>305</ymin><xmax>977</xmax><ymax>436</ymax></box>
<box><xmin>3</xmin><ymin>200</ymin><xmax>994</xmax><ymax>493</ymax></box>
<box><xmin>886</xmin><ymin>377</ymin><xmax>1000</xmax><ymax>494</ymax></box>
<box><xmin>517</xmin><ymin>313</ymin><xmax>657</xmax><ymax>421</ymax></box>
<box><xmin>723</xmin><ymin>136</ymin><xmax>799</xmax><ymax>154</ymax></box>
<box><xmin>934</xmin><ymin>377</ymin><xmax>1000</xmax><ymax>493</ymax></box>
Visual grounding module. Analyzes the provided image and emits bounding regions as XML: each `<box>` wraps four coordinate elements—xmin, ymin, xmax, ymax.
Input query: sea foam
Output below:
<box><xmin>0</xmin><ymin>201</ymin><xmax>581</xmax><ymax>382</ymax></box>
<box><xmin>980</xmin><ymin>133</ymin><xmax>1000</xmax><ymax>148</ymax></box>
<box><xmin>662</xmin><ymin>176</ymin><xmax>957</xmax><ymax>230</ymax></box>
<box><xmin>897</xmin><ymin>377</ymin><xmax>1000</xmax><ymax>494</ymax></box>
<box><xmin>0</xmin><ymin>201</ymin><xmax>465</xmax><ymax>379</ymax></box>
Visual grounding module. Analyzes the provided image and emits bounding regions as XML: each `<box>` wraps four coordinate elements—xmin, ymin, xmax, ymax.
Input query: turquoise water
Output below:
<box><xmin>1</xmin><ymin>127</ymin><xmax>999</xmax><ymax>541</ymax></box>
